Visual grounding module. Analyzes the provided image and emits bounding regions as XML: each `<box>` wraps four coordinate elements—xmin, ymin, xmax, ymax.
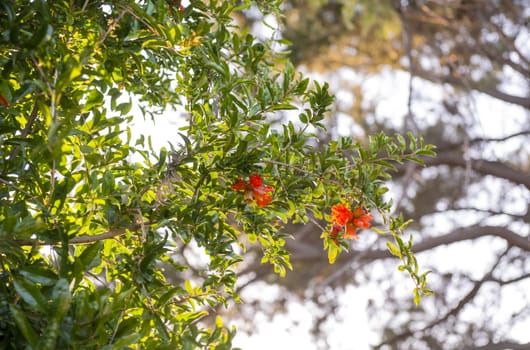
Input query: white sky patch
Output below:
<box><xmin>233</xmin><ymin>312</ymin><xmax>316</xmax><ymax>350</ymax></box>
<box><xmin>361</xmin><ymin>68</ymin><xmax>410</xmax><ymax>129</ymax></box>
<box><xmin>473</xmin><ymin>93</ymin><xmax>530</xmax><ymax>137</ymax></box>
<box><xmin>335</xmin><ymin>112</ymin><xmax>366</xmax><ymax>137</ymax></box>
<box><xmin>323</xmin><ymin>285</ymin><xmax>379</xmax><ymax>350</ymax></box>
<box><xmin>232</xmin><ymin>284</ymin><xmax>318</xmax><ymax>350</ymax></box>
<box><xmin>129</xmin><ymin>105</ymin><xmax>186</xmax><ymax>151</ymax></box>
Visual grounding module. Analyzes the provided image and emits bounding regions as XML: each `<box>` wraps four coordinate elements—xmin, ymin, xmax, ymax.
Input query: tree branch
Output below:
<box><xmin>400</xmin><ymin>225</ymin><xmax>528</xmax><ymax>254</ymax></box>
<box><xmin>394</xmin><ymin>150</ymin><xmax>530</xmax><ymax>190</ymax></box>
<box><xmin>396</xmin><ymin>4</ymin><xmax>530</xmax><ymax>109</ymax></box>
<box><xmin>487</xmin><ymin>272</ymin><xmax>530</xmax><ymax>286</ymax></box>
<box><xmin>485</xmin><ymin>18</ymin><xmax>530</xmax><ymax>69</ymax></box>
<box><xmin>5</xmin><ymin>222</ymin><xmax>144</xmax><ymax>246</ymax></box>
<box><xmin>436</xmin><ymin>130</ymin><xmax>530</xmax><ymax>153</ymax></box>
<box><xmin>413</xmin><ymin>67</ymin><xmax>530</xmax><ymax>109</ymax></box>
<box><xmin>0</xmin><ymin>178</ymin><xmax>37</xmax><ymax>200</ymax></box>
<box><xmin>374</xmin><ymin>275</ymin><xmax>485</xmax><ymax>349</ymax></box>
<box><xmin>290</xmin><ymin>225</ymin><xmax>529</xmax><ymax>262</ymax></box>
<box><xmin>428</xmin><ymin>206</ymin><xmax>530</xmax><ymax>224</ymax></box>
<box><xmin>463</xmin><ymin>341</ymin><xmax>530</xmax><ymax>350</ymax></box>
<box><xmin>424</xmin><ymin>150</ymin><xmax>530</xmax><ymax>190</ymax></box>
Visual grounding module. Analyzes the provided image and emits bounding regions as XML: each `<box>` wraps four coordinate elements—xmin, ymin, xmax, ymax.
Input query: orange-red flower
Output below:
<box><xmin>249</xmin><ymin>174</ymin><xmax>263</xmax><ymax>188</ymax></box>
<box><xmin>230</xmin><ymin>179</ymin><xmax>246</xmax><ymax>191</ymax></box>
<box><xmin>352</xmin><ymin>206</ymin><xmax>373</xmax><ymax>230</ymax></box>
<box><xmin>329</xmin><ymin>203</ymin><xmax>373</xmax><ymax>240</ymax></box>
<box><xmin>342</xmin><ymin>223</ymin><xmax>355</xmax><ymax>239</ymax></box>
<box><xmin>252</xmin><ymin>185</ymin><xmax>274</xmax><ymax>207</ymax></box>
<box><xmin>231</xmin><ymin>174</ymin><xmax>274</xmax><ymax>208</ymax></box>
<box><xmin>331</xmin><ymin>203</ymin><xmax>353</xmax><ymax>225</ymax></box>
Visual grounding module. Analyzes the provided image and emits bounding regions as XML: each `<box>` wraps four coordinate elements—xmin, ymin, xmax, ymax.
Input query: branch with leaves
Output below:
<box><xmin>0</xmin><ymin>1</ymin><xmax>436</xmax><ymax>349</ymax></box>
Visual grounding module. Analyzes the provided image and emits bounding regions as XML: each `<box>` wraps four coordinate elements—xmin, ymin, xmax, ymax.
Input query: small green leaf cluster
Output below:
<box><xmin>384</xmin><ymin>215</ymin><xmax>435</xmax><ymax>306</ymax></box>
<box><xmin>0</xmin><ymin>0</ymin><xmax>435</xmax><ymax>348</ymax></box>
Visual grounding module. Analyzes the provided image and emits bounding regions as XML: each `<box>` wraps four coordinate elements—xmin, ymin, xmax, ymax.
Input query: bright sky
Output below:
<box><xmin>231</xmin><ymin>284</ymin><xmax>378</xmax><ymax>350</ymax></box>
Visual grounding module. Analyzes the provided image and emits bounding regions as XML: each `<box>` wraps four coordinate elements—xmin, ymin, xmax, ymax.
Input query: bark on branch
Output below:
<box><xmin>413</xmin><ymin>67</ymin><xmax>530</xmax><ymax>109</ymax></box>
<box><xmin>289</xmin><ymin>224</ymin><xmax>530</xmax><ymax>262</ymax></box>
<box><xmin>436</xmin><ymin>130</ymin><xmax>530</xmax><ymax>153</ymax></box>
<box><xmin>395</xmin><ymin>150</ymin><xmax>530</xmax><ymax>190</ymax></box>
<box><xmin>463</xmin><ymin>341</ymin><xmax>530</xmax><ymax>350</ymax></box>
<box><xmin>422</xmin><ymin>150</ymin><xmax>530</xmax><ymax>190</ymax></box>
<box><xmin>360</xmin><ymin>225</ymin><xmax>530</xmax><ymax>260</ymax></box>
<box><xmin>6</xmin><ymin>222</ymin><xmax>144</xmax><ymax>246</ymax></box>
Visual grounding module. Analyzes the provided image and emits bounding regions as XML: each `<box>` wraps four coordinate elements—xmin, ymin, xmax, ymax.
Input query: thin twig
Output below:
<box><xmin>81</xmin><ymin>0</ymin><xmax>90</xmax><ymax>12</ymax></box>
<box><xmin>99</xmin><ymin>9</ymin><xmax>128</xmax><ymax>44</ymax></box>
<box><xmin>435</xmin><ymin>130</ymin><xmax>530</xmax><ymax>153</ymax></box>
<box><xmin>47</xmin><ymin>159</ymin><xmax>56</xmax><ymax>209</ymax></box>
<box><xmin>8</xmin><ymin>102</ymin><xmax>39</xmax><ymax>161</ymax></box>
<box><xmin>397</xmin><ymin>2</ymin><xmax>419</xmax><ymax>134</ymax></box>
<box><xmin>109</xmin><ymin>307</ymin><xmax>126</xmax><ymax>345</ymax></box>
<box><xmin>30</xmin><ymin>54</ymin><xmax>53</xmax><ymax>96</ymax></box>
<box><xmin>0</xmin><ymin>178</ymin><xmax>37</xmax><ymax>200</ymax></box>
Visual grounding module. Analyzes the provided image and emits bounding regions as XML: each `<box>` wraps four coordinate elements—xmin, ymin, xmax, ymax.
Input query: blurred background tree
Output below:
<box><xmin>224</xmin><ymin>1</ymin><xmax>530</xmax><ymax>349</ymax></box>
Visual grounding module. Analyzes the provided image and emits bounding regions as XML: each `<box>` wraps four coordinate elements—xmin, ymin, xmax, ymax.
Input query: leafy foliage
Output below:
<box><xmin>0</xmin><ymin>0</ymin><xmax>434</xmax><ymax>348</ymax></box>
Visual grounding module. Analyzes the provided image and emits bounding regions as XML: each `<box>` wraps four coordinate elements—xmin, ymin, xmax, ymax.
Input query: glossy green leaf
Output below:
<box><xmin>13</xmin><ymin>277</ymin><xmax>48</xmax><ymax>313</ymax></box>
<box><xmin>9</xmin><ymin>304</ymin><xmax>39</xmax><ymax>348</ymax></box>
<box><xmin>386</xmin><ymin>241</ymin><xmax>402</xmax><ymax>258</ymax></box>
<box><xmin>19</xmin><ymin>266</ymin><xmax>58</xmax><ymax>286</ymax></box>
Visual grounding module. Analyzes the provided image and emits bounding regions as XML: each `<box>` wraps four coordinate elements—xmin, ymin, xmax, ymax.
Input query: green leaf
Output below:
<box><xmin>78</xmin><ymin>241</ymin><xmax>103</xmax><ymax>270</ymax></box>
<box><xmin>422</xmin><ymin>289</ymin><xmax>435</xmax><ymax>296</ymax></box>
<box><xmin>294</xmin><ymin>78</ymin><xmax>309</xmax><ymax>94</ymax></box>
<box><xmin>37</xmin><ymin>279</ymin><xmax>72</xmax><ymax>350</ymax></box>
<box><xmin>13</xmin><ymin>216</ymin><xmax>45</xmax><ymax>238</ymax></box>
<box><xmin>56</xmin><ymin>55</ymin><xmax>82</xmax><ymax>94</ymax></box>
<box><xmin>19</xmin><ymin>266</ymin><xmax>58</xmax><ymax>286</ymax></box>
<box><xmin>113</xmin><ymin>316</ymin><xmax>140</xmax><ymax>340</ymax></box>
<box><xmin>371</xmin><ymin>227</ymin><xmax>388</xmax><ymax>234</ymax></box>
<box><xmin>386</xmin><ymin>241</ymin><xmax>402</xmax><ymax>258</ymax></box>
<box><xmin>116</xmin><ymin>101</ymin><xmax>132</xmax><ymax>115</ymax></box>
<box><xmin>9</xmin><ymin>304</ymin><xmax>39</xmax><ymax>348</ymax></box>
<box><xmin>13</xmin><ymin>277</ymin><xmax>48</xmax><ymax>313</ymax></box>
<box><xmin>396</xmin><ymin>133</ymin><xmax>406</xmax><ymax>151</ymax></box>
<box><xmin>83</xmin><ymin>89</ymin><xmax>104</xmax><ymax>111</ymax></box>
<box><xmin>269</xmin><ymin>103</ymin><xmax>298</xmax><ymax>111</ymax></box>
<box><xmin>413</xmin><ymin>287</ymin><xmax>421</xmax><ymax>306</ymax></box>
<box><xmin>109</xmin><ymin>333</ymin><xmax>142</xmax><ymax>350</ymax></box>
<box><xmin>50</xmin><ymin>278</ymin><xmax>71</xmax><ymax>319</ymax></box>
<box><xmin>156</xmin><ymin>287</ymin><xmax>184</xmax><ymax>308</ymax></box>
<box><xmin>327</xmin><ymin>243</ymin><xmax>340</xmax><ymax>264</ymax></box>
<box><xmin>25</xmin><ymin>24</ymin><xmax>53</xmax><ymax>49</ymax></box>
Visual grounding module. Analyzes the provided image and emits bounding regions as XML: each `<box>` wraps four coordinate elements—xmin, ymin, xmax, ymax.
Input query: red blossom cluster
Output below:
<box><xmin>329</xmin><ymin>203</ymin><xmax>374</xmax><ymax>241</ymax></box>
<box><xmin>231</xmin><ymin>174</ymin><xmax>274</xmax><ymax>208</ymax></box>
